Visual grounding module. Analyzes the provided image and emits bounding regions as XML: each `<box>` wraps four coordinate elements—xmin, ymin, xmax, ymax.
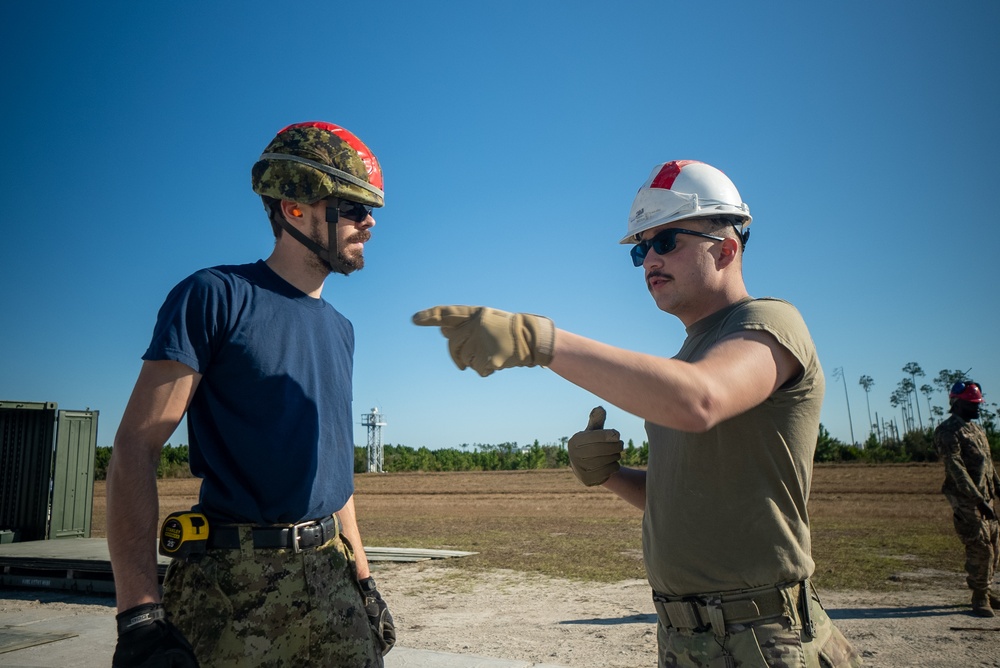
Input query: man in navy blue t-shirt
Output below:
<box><xmin>107</xmin><ymin>122</ymin><xmax>394</xmax><ymax>667</ymax></box>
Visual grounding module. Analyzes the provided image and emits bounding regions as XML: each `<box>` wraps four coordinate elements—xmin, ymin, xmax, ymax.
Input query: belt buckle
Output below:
<box><xmin>685</xmin><ymin>599</ymin><xmax>712</xmax><ymax>633</ymax></box>
<box><xmin>290</xmin><ymin>519</ymin><xmax>317</xmax><ymax>553</ymax></box>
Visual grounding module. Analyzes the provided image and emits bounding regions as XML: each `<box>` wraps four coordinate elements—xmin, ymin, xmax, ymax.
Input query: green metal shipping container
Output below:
<box><xmin>0</xmin><ymin>401</ymin><xmax>99</xmax><ymax>542</ymax></box>
<box><xmin>49</xmin><ymin>410</ymin><xmax>99</xmax><ymax>539</ymax></box>
<box><xmin>0</xmin><ymin>401</ymin><xmax>57</xmax><ymax>542</ymax></box>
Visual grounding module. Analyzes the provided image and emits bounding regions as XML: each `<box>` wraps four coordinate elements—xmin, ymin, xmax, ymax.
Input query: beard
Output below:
<box><xmin>956</xmin><ymin>403</ymin><xmax>981</xmax><ymax>421</ymax></box>
<box><xmin>307</xmin><ymin>215</ymin><xmax>371</xmax><ymax>276</ymax></box>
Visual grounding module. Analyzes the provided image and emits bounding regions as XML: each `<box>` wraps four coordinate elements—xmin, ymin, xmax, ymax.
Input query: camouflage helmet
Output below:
<box><xmin>251</xmin><ymin>121</ymin><xmax>384</xmax><ymax>207</ymax></box>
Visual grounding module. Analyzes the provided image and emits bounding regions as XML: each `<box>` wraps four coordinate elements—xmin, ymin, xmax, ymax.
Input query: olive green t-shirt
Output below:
<box><xmin>642</xmin><ymin>297</ymin><xmax>824</xmax><ymax>596</ymax></box>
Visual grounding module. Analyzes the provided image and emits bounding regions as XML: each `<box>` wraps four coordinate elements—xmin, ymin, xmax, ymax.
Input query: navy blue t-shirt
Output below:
<box><xmin>143</xmin><ymin>260</ymin><xmax>355</xmax><ymax>524</ymax></box>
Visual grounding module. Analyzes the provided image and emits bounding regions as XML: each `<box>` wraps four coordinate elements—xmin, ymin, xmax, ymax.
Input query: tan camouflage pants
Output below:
<box><xmin>657</xmin><ymin>583</ymin><xmax>861</xmax><ymax>667</ymax></box>
<box><xmin>945</xmin><ymin>493</ymin><xmax>1000</xmax><ymax>592</ymax></box>
<box><xmin>162</xmin><ymin>526</ymin><xmax>381</xmax><ymax>667</ymax></box>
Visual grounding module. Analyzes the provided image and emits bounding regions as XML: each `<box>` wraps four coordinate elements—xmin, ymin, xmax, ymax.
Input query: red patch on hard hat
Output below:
<box><xmin>650</xmin><ymin>160</ymin><xmax>700</xmax><ymax>190</ymax></box>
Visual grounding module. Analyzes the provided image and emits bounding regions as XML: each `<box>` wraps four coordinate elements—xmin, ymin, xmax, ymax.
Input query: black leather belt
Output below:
<box><xmin>207</xmin><ymin>514</ymin><xmax>340</xmax><ymax>552</ymax></box>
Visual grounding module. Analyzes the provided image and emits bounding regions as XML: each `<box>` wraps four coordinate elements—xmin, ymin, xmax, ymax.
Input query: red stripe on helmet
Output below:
<box><xmin>279</xmin><ymin>121</ymin><xmax>341</xmax><ymax>134</ymax></box>
<box><xmin>649</xmin><ymin>160</ymin><xmax>700</xmax><ymax>190</ymax></box>
<box><xmin>277</xmin><ymin>121</ymin><xmax>384</xmax><ymax>192</ymax></box>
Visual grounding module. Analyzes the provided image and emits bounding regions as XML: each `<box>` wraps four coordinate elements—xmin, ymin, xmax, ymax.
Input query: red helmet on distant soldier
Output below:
<box><xmin>949</xmin><ymin>381</ymin><xmax>983</xmax><ymax>404</ymax></box>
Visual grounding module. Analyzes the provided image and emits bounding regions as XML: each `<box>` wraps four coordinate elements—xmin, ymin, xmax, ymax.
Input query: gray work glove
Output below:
<box><xmin>358</xmin><ymin>576</ymin><xmax>395</xmax><ymax>655</ymax></box>
<box><xmin>978</xmin><ymin>500</ymin><xmax>997</xmax><ymax>521</ymax></box>
<box><xmin>567</xmin><ymin>406</ymin><xmax>623</xmax><ymax>487</ymax></box>
<box><xmin>412</xmin><ymin>305</ymin><xmax>555</xmax><ymax>377</ymax></box>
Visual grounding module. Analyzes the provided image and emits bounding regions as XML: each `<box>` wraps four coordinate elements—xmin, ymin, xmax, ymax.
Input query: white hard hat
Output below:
<box><xmin>622</xmin><ymin>160</ymin><xmax>752</xmax><ymax>244</ymax></box>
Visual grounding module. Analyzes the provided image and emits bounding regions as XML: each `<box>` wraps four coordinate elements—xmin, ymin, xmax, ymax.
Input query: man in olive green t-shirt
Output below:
<box><xmin>413</xmin><ymin>160</ymin><xmax>860</xmax><ymax>667</ymax></box>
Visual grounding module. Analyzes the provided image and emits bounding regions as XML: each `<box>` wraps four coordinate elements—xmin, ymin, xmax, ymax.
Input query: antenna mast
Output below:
<box><xmin>362</xmin><ymin>407</ymin><xmax>386</xmax><ymax>473</ymax></box>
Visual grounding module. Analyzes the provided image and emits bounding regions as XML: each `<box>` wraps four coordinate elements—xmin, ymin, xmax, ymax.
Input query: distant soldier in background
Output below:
<box><xmin>933</xmin><ymin>381</ymin><xmax>1000</xmax><ymax>617</ymax></box>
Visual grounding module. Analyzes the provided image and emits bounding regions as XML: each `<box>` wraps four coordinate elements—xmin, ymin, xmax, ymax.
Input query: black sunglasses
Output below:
<box><xmin>630</xmin><ymin>228</ymin><xmax>725</xmax><ymax>267</ymax></box>
<box><xmin>325</xmin><ymin>198</ymin><xmax>373</xmax><ymax>224</ymax></box>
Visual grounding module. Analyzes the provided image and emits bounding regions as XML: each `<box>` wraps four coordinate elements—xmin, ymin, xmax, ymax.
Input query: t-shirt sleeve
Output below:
<box><xmin>718</xmin><ymin>298</ymin><xmax>816</xmax><ymax>372</ymax></box>
<box><xmin>142</xmin><ymin>270</ymin><xmax>229</xmax><ymax>374</ymax></box>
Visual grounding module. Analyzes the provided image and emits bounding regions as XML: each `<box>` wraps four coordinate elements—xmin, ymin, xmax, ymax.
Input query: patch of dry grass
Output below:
<box><xmin>90</xmin><ymin>464</ymin><xmax>965</xmax><ymax>589</ymax></box>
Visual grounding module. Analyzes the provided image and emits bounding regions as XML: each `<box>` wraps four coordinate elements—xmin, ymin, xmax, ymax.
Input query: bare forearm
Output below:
<box><xmin>337</xmin><ymin>495</ymin><xmax>370</xmax><ymax>579</ymax></box>
<box><xmin>548</xmin><ymin>329</ymin><xmax>790</xmax><ymax>432</ymax></box>
<box><xmin>107</xmin><ymin>360</ymin><xmax>200</xmax><ymax>612</ymax></box>
<box><xmin>548</xmin><ymin>330</ymin><xmax>714</xmax><ymax>431</ymax></box>
<box><xmin>107</xmin><ymin>447</ymin><xmax>163</xmax><ymax>611</ymax></box>
<box><xmin>602</xmin><ymin>467</ymin><xmax>647</xmax><ymax>511</ymax></box>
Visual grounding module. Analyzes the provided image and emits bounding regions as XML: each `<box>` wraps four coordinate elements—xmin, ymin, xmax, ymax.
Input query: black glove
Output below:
<box><xmin>112</xmin><ymin>603</ymin><xmax>199</xmax><ymax>668</ymax></box>
<box><xmin>978</xmin><ymin>501</ymin><xmax>997</xmax><ymax>521</ymax></box>
<box><xmin>358</xmin><ymin>576</ymin><xmax>396</xmax><ymax>655</ymax></box>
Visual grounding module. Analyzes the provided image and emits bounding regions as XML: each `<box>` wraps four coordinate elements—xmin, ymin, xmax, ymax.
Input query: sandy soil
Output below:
<box><xmin>2</xmin><ymin>564</ymin><xmax>998</xmax><ymax>667</ymax></box>
<box><xmin>66</xmin><ymin>468</ymin><xmax>998</xmax><ymax>665</ymax></box>
<box><xmin>373</xmin><ymin>562</ymin><xmax>1000</xmax><ymax>668</ymax></box>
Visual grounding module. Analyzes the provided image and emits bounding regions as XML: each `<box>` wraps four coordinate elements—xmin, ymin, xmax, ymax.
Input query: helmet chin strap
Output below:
<box><xmin>274</xmin><ymin>200</ymin><xmax>354</xmax><ymax>275</ymax></box>
<box><xmin>324</xmin><ymin>201</ymin><xmax>355</xmax><ymax>275</ymax></box>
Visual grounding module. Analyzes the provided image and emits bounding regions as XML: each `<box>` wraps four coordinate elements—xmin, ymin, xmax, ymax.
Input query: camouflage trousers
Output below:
<box><xmin>657</xmin><ymin>581</ymin><xmax>861</xmax><ymax>667</ymax></box>
<box><xmin>944</xmin><ymin>493</ymin><xmax>1000</xmax><ymax>592</ymax></box>
<box><xmin>162</xmin><ymin>525</ymin><xmax>382</xmax><ymax>668</ymax></box>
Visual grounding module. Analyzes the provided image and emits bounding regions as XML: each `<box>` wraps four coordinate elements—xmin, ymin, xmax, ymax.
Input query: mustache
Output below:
<box><xmin>645</xmin><ymin>270</ymin><xmax>672</xmax><ymax>293</ymax></box>
<box><xmin>646</xmin><ymin>270</ymin><xmax>671</xmax><ymax>282</ymax></box>
<box><xmin>346</xmin><ymin>229</ymin><xmax>372</xmax><ymax>244</ymax></box>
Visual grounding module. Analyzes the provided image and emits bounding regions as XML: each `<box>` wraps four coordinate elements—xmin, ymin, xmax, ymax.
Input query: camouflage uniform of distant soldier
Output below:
<box><xmin>933</xmin><ymin>381</ymin><xmax>1000</xmax><ymax>618</ymax></box>
<box><xmin>107</xmin><ymin>122</ymin><xmax>394</xmax><ymax>667</ymax></box>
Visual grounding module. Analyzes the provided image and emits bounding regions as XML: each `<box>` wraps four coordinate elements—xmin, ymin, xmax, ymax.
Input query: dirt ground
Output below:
<box><xmin>75</xmin><ymin>466</ymin><xmax>1000</xmax><ymax>666</ymax></box>
<box><xmin>370</xmin><ymin>562</ymin><xmax>1000</xmax><ymax>668</ymax></box>
<box><xmin>3</xmin><ymin>564</ymin><xmax>997</xmax><ymax>667</ymax></box>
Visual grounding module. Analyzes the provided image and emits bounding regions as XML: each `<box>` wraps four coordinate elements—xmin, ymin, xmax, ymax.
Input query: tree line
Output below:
<box><xmin>822</xmin><ymin>363</ymin><xmax>1000</xmax><ymax>463</ymax></box>
<box><xmin>92</xmin><ymin>440</ymin><xmax>650</xmax><ymax>479</ymax></box>
<box><xmin>93</xmin><ymin>443</ymin><xmax>192</xmax><ymax>480</ymax></box>
<box><xmin>91</xmin><ymin>360</ymin><xmax>999</xmax><ymax>480</ymax></box>
<box><xmin>91</xmin><ymin>419</ymin><xmax>1000</xmax><ymax>480</ymax></box>
<box><xmin>851</xmin><ymin>364</ymin><xmax>996</xmax><ymax>444</ymax></box>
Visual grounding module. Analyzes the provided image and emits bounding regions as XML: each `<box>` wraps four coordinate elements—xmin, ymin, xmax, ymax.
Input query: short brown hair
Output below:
<box><xmin>261</xmin><ymin>195</ymin><xmax>284</xmax><ymax>239</ymax></box>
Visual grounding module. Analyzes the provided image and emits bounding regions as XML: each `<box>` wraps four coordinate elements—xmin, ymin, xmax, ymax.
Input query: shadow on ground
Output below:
<box><xmin>828</xmin><ymin>604</ymin><xmax>968</xmax><ymax>620</ymax></box>
<box><xmin>561</xmin><ymin>614</ymin><xmax>657</xmax><ymax>626</ymax></box>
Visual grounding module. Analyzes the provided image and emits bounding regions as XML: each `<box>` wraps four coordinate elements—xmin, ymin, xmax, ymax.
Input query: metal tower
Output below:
<box><xmin>362</xmin><ymin>407</ymin><xmax>386</xmax><ymax>473</ymax></box>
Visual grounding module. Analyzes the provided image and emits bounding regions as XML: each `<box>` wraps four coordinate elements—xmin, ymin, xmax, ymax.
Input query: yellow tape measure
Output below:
<box><xmin>158</xmin><ymin>511</ymin><xmax>209</xmax><ymax>560</ymax></box>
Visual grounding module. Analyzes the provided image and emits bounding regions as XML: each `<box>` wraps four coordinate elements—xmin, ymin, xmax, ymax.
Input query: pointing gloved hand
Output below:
<box><xmin>112</xmin><ymin>603</ymin><xmax>199</xmax><ymax>667</ymax></box>
<box><xmin>359</xmin><ymin>576</ymin><xmax>396</xmax><ymax>655</ymax></box>
<box><xmin>567</xmin><ymin>406</ymin><xmax>624</xmax><ymax>487</ymax></box>
<box><xmin>412</xmin><ymin>306</ymin><xmax>555</xmax><ymax>377</ymax></box>
<box><xmin>978</xmin><ymin>500</ymin><xmax>997</xmax><ymax>521</ymax></box>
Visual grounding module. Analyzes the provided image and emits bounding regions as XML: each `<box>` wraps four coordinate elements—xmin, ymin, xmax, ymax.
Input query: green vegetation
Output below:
<box><xmin>355</xmin><ymin>440</ymin><xmax>649</xmax><ymax>474</ymax></box>
<box><xmin>93</xmin><ymin>443</ymin><xmax>192</xmax><ymax>480</ymax></box>
<box><xmin>94</xmin><ymin>412</ymin><xmax>999</xmax><ymax>479</ymax></box>
<box><xmin>843</xmin><ymin>363</ymin><xmax>1000</xmax><ymax>459</ymax></box>
<box><xmin>810</xmin><ymin>517</ymin><xmax>958</xmax><ymax>591</ymax></box>
<box><xmin>100</xmin><ymin>464</ymin><xmax>964</xmax><ymax>590</ymax></box>
<box><xmin>815</xmin><ymin>415</ymin><xmax>1000</xmax><ymax>463</ymax></box>
<box><xmin>367</xmin><ymin>514</ymin><xmax>647</xmax><ymax>583</ymax></box>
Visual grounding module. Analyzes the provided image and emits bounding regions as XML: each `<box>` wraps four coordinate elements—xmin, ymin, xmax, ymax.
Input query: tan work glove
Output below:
<box><xmin>567</xmin><ymin>406</ymin><xmax>623</xmax><ymax>487</ymax></box>
<box><xmin>412</xmin><ymin>305</ymin><xmax>555</xmax><ymax>377</ymax></box>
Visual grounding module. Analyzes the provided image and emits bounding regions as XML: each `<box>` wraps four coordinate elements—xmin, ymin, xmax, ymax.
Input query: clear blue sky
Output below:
<box><xmin>2</xmin><ymin>1</ymin><xmax>998</xmax><ymax>452</ymax></box>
